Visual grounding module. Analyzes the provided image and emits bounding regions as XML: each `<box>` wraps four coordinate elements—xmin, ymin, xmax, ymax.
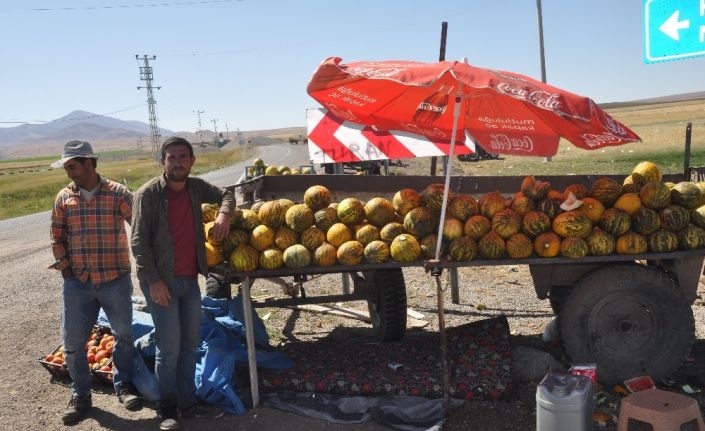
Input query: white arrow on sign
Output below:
<box><xmin>660</xmin><ymin>10</ymin><xmax>690</xmax><ymax>41</ymax></box>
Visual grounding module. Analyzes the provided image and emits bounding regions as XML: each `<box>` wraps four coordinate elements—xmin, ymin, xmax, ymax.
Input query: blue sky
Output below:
<box><xmin>1</xmin><ymin>0</ymin><xmax>703</xmax><ymax>133</ymax></box>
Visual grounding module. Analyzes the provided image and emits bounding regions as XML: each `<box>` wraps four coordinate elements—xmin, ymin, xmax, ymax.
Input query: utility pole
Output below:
<box><xmin>193</xmin><ymin>109</ymin><xmax>204</xmax><ymax>143</ymax></box>
<box><xmin>536</xmin><ymin>0</ymin><xmax>551</xmax><ymax>162</ymax></box>
<box><xmin>225</xmin><ymin>122</ymin><xmax>230</xmax><ymax>138</ymax></box>
<box><xmin>136</xmin><ymin>55</ymin><xmax>161</xmax><ymax>165</ymax></box>
<box><xmin>211</xmin><ymin>118</ymin><xmax>219</xmax><ymax>147</ymax></box>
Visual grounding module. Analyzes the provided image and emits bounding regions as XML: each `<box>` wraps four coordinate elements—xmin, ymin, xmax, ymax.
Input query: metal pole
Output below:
<box><xmin>241</xmin><ymin>276</ymin><xmax>260</xmax><ymax>408</ymax></box>
<box><xmin>434</xmin><ymin>275</ymin><xmax>451</xmax><ymax>406</ymax></box>
<box><xmin>684</xmin><ymin>122</ymin><xmax>693</xmax><ymax>180</ymax></box>
<box><xmin>536</xmin><ymin>0</ymin><xmax>552</xmax><ymax>163</ymax></box>
<box><xmin>430</xmin><ymin>21</ymin><xmax>448</xmax><ymax>176</ymax></box>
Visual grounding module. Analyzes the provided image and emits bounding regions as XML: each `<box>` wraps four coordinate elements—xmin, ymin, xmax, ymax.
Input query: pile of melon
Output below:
<box><xmin>246</xmin><ymin>157</ymin><xmax>314</xmax><ymax>177</ymax></box>
<box><xmin>204</xmin><ymin>160</ymin><xmax>705</xmax><ymax>272</ymax></box>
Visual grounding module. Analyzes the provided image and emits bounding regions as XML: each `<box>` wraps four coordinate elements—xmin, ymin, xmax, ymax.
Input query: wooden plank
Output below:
<box><xmin>407</xmin><ymin>308</ymin><xmax>425</xmax><ymax>319</ymax></box>
<box><xmin>289</xmin><ymin>304</ymin><xmax>429</xmax><ymax>328</ymax></box>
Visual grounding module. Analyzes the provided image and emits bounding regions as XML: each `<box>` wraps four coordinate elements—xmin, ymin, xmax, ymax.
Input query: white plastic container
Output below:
<box><xmin>536</xmin><ymin>371</ymin><xmax>592</xmax><ymax>431</ymax></box>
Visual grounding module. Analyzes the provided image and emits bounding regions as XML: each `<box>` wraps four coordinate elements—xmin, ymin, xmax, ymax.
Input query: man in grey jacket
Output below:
<box><xmin>131</xmin><ymin>137</ymin><xmax>234</xmax><ymax>430</ymax></box>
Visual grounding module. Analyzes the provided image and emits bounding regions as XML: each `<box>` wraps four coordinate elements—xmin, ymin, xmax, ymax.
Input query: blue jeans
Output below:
<box><xmin>62</xmin><ymin>273</ymin><xmax>135</xmax><ymax>396</ymax></box>
<box><xmin>140</xmin><ymin>277</ymin><xmax>201</xmax><ymax>408</ymax></box>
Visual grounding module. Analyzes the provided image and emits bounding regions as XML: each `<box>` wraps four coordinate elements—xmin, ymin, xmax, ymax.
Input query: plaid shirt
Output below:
<box><xmin>50</xmin><ymin>176</ymin><xmax>132</xmax><ymax>284</ymax></box>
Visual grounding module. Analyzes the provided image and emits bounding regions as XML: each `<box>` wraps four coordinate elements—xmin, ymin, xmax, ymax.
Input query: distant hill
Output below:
<box><xmin>600</xmin><ymin>91</ymin><xmax>705</xmax><ymax>109</ymax></box>
<box><xmin>0</xmin><ymin>110</ymin><xmax>174</xmax><ymax>149</ymax></box>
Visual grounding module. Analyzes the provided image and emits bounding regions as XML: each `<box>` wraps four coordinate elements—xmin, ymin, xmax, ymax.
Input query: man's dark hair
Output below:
<box><xmin>73</xmin><ymin>157</ymin><xmax>98</xmax><ymax>168</ymax></box>
<box><xmin>160</xmin><ymin>137</ymin><xmax>194</xmax><ymax>161</ymax></box>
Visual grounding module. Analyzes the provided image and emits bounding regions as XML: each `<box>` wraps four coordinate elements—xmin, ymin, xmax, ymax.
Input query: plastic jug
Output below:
<box><xmin>536</xmin><ymin>371</ymin><xmax>592</xmax><ymax>431</ymax></box>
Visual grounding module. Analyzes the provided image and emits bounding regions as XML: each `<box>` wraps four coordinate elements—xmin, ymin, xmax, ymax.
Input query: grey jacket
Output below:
<box><xmin>131</xmin><ymin>173</ymin><xmax>234</xmax><ymax>287</ymax></box>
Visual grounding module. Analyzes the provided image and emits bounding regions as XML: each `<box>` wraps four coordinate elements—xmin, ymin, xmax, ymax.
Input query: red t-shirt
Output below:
<box><xmin>167</xmin><ymin>185</ymin><xmax>198</xmax><ymax>277</ymax></box>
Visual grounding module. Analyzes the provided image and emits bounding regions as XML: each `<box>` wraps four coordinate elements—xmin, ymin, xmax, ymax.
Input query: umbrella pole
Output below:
<box><xmin>431</xmin><ymin>92</ymin><xmax>463</xmax><ymax>406</ymax></box>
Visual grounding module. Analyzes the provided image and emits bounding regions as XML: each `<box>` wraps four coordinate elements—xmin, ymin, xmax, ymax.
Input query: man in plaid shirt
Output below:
<box><xmin>49</xmin><ymin>140</ymin><xmax>141</xmax><ymax>425</ymax></box>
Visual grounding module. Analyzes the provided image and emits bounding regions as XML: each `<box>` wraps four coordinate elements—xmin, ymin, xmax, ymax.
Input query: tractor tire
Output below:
<box><xmin>364</xmin><ymin>268</ymin><xmax>407</xmax><ymax>342</ymax></box>
<box><xmin>559</xmin><ymin>263</ymin><xmax>694</xmax><ymax>385</ymax></box>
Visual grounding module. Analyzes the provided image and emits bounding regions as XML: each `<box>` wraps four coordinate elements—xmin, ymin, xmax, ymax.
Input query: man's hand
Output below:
<box><xmin>211</xmin><ymin>212</ymin><xmax>232</xmax><ymax>242</ymax></box>
<box><xmin>61</xmin><ymin>267</ymin><xmax>75</xmax><ymax>280</ymax></box>
<box><xmin>149</xmin><ymin>281</ymin><xmax>171</xmax><ymax>309</ymax></box>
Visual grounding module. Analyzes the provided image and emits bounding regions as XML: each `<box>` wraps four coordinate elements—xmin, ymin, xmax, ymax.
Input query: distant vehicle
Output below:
<box><xmin>458</xmin><ymin>145</ymin><xmax>499</xmax><ymax>161</ymax></box>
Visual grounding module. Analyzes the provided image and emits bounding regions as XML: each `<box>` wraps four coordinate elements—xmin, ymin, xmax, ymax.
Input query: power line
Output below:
<box><xmin>136</xmin><ymin>54</ymin><xmax>161</xmax><ymax>165</ymax></box>
<box><xmin>3</xmin><ymin>0</ymin><xmax>238</xmax><ymax>13</ymax></box>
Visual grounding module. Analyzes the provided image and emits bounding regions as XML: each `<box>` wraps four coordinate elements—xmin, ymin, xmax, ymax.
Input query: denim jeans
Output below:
<box><xmin>62</xmin><ymin>272</ymin><xmax>135</xmax><ymax>396</ymax></box>
<box><xmin>140</xmin><ymin>277</ymin><xmax>201</xmax><ymax>409</ymax></box>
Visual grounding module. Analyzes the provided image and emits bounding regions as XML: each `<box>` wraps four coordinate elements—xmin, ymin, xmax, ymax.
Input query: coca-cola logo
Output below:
<box><xmin>416</xmin><ymin>102</ymin><xmax>446</xmax><ymax>114</ymax></box>
<box><xmin>488</xmin><ymin>134</ymin><xmax>534</xmax><ymax>152</ymax></box>
<box><xmin>347</xmin><ymin>66</ymin><xmax>404</xmax><ymax>79</ymax></box>
<box><xmin>400</xmin><ymin>122</ymin><xmax>447</xmax><ymax>138</ymax></box>
<box><xmin>496</xmin><ymin>83</ymin><xmax>562</xmax><ymax>110</ymax></box>
<box><xmin>580</xmin><ymin>132</ymin><xmax>623</xmax><ymax>148</ymax></box>
<box><xmin>602</xmin><ymin>115</ymin><xmax>627</xmax><ymax>136</ymax></box>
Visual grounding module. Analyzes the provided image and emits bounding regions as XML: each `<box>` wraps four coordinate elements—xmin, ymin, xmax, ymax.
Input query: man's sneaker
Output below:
<box><xmin>62</xmin><ymin>394</ymin><xmax>92</xmax><ymax>425</ymax></box>
<box><xmin>180</xmin><ymin>403</ymin><xmax>224</xmax><ymax>419</ymax></box>
<box><xmin>117</xmin><ymin>382</ymin><xmax>143</xmax><ymax>411</ymax></box>
<box><xmin>158</xmin><ymin>404</ymin><xmax>179</xmax><ymax>431</ymax></box>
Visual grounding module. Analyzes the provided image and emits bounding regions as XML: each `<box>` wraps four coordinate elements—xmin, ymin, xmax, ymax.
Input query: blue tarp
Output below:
<box><xmin>98</xmin><ymin>293</ymin><xmax>292</xmax><ymax>414</ymax></box>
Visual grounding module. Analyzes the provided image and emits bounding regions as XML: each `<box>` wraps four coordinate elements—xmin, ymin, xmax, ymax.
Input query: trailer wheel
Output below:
<box><xmin>559</xmin><ymin>264</ymin><xmax>694</xmax><ymax>385</ymax></box>
<box><xmin>364</xmin><ymin>268</ymin><xmax>407</xmax><ymax>342</ymax></box>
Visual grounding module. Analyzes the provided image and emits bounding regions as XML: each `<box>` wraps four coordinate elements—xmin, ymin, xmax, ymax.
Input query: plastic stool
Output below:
<box><xmin>617</xmin><ymin>389</ymin><xmax>705</xmax><ymax>431</ymax></box>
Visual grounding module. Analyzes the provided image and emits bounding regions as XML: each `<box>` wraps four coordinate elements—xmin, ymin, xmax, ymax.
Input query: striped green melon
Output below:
<box><xmin>560</xmin><ymin>236</ymin><xmax>589</xmax><ymax>259</ymax></box>
<box><xmin>229</xmin><ymin>244</ymin><xmax>260</xmax><ymax>272</ymax></box>
<box><xmin>521</xmin><ymin>211</ymin><xmax>552</xmax><ymax>238</ymax></box>
<box><xmin>303</xmin><ymin>185</ymin><xmax>332</xmax><ymax>211</ymax></box>
<box><xmin>586</xmin><ymin>227</ymin><xmax>616</xmax><ymax>256</ymax></box>
<box><xmin>403</xmin><ymin>206</ymin><xmax>438</xmax><ymax>237</ymax></box>
<box><xmin>364</xmin><ymin>197</ymin><xmax>396</xmax><ymax>227</ymax></box>
<box><xmin>478</xmin><ymin>231</ymin><xmax>506</xmax><ymax>259</ymax></box>
<box><xmin>678</xmin><ymin>224</ymin><xmax>705</xmax><ymax>250</ymax></box>
<box><xmin>448</xmin><ymin>236</ymin><xmax>478</xmax><ymax>261</ymax></box>
<box><xmin>201</xmin><ymin>203</ymin><xmax>219</xmax><ymax>223</ymax></box>
<box><xmin>392</xmin><ymin>188</ymin><xmax>422</xmax><ymax>216</ymax></box>
<box><xmin>239</xmin><ymin>209</ymin><xmax>260</xmax><ymax>231</ymax></box>
<box><xmin>616</xmin><ymin>231</ymin><xmax>648</xmax><ymax>255</ymax></box>
<box><xmin>448</xmin><ymin>195</ymin><xmax>479</xmax><ymax>221</ymax></box>
<box><xmin>631</xmin><ymin>207</ymin><xmax>661</xmax><ymax>235</ymax></box>
<box><xmin>285</xmin><ymin>203</ymin><xmax>315</xmax><ymax>232</ymax></box>
<box><xmin>380</xmin><ymin>222</ymin><xmax>406</xmax><ymax>243</ymax></box>
<box><xmin>313</xmin><ymin>243</ymin><xmax>338</xmax><ymax>266</ymax></box>
<box><xmin>442</xmin><ymin>217</ymin><xmax>464</xmax><ymax>242</ymax></box>
<box><xmin>590</xmin><ymin>177</ymin><xmax>622</xmax><ymax>206</ymax></box>
<box><xmin>640</xmin><ymin>181</ymin><xmax>671</xmax><ymax>210</ymax></box>
<box><xmin>562</xmin><ymin>184</ymin><xmax>589</xmax><ymax>201</ymax></box>
<box><xmin>419</xmin><ymin>234</ymin><xmax>445</xmax><ymax>259</ymax></box>
<box><xmin>364</xmin><ymin>240</ymin><xmax>390</xmax><ymax>263</ymax></box>
<box><xmin>539</xmin><ymin>197</ymin><xmax>563</xmax><ymax>219</ymax></box>
<box><xmin>282</xmin><ymin>244</ymin><xmax>311</xmax><ymax>268</ymax></box>
<box><xmin>326</xmin><ymin>223</ymin><xmax>353</xmax><ymax>248</ymax></box>
<box><xmin>632</xmin><ymin>161</ymin><xmax>663</xmax><ymax>187</ymax></box>
<box><xmin>250</xmin><ymin>201</ymin><xmax>265</xmax><ymax>214</ymax></box>
<box><xmin>464</xmin><ymin>215</ymin><xmax>492</xmax><ymax>240</ymax></box>
<box><xmin>259</xmin><ymin>247</ymin><xmax>284</xmax><ymax>270</ymax></box>
<box><xmin>274</xmin><ymin>226</ymin><xmax>299</xmax><ymax>250</ymax></box>
<box><xmin>258</xmin><ymin>200</ymin><xmax>286</xmax><ymax>228</ymax></box>
<box><xmin>250</xmin><ymin>224</ymin><xmax>276</xmax><ymax>251</ymax></box>
<box><xmin>660</xmin><ymin>204</ymin><xmax>690</xmax><ymax>232</ymax></box>
<box><xmin>336</xmin><ymin>240</ymin><xmax>365</xmax><ymax>265</ymax></box>
<box><xmin>205</xmin><ymin>242</ymin><xmax>223</xmax><ymax>267</ymax></box>
<box><xmin>221</xmin><ymin>229</ymin><xmax>250</xmax><ymax>257</ymax></box>
<box><xmin>552</xmin><ymin>211</ymin><xmax>592</xmax><ymax>239</ymax></box>
<box><xmin>690</xmin><ymin>205</ymin><xmax>705</xmax><ymax>229</ymax></box>
<box><xmin>511</xmin><ymin>192</ymin><xmax>534</xmax><ymax>216</ymax></box>
<box><xmin>622</xmin><ymin>175</ymin><xmax>638</xmax><ymax>194</ymax></box>
<box><xmin>421</xmin><ymin>183</ymin><xmax>451</xmax><ymax>212</ymax></box>
<box><xmin>599</xmin><ymin>208</ymin><xmax>631</xmax><ymax>236</ymax></box>
<box><xmin>337</xmin><ymin>197</ymin><xmax>365</xmax><ymax>225</ymax></box>
<box><xmin>506</xmin><ymin>233</ymin><xmax>533</xmax><ymax>259</ymax></box>
<box><xmin>300</xmin><ymin>226</ymin><xmax>326</xmax><ymax>250</ymax></box>
<box><xmin>479</xmin><ymin>191</ymin><xmax>506</xmax><ymax>219</ymax></box>
<box><xmin>670</xmin><ymin>182</ymin><xmax>702</xmax><ymax>209</ymax></box>
<box><xmin>647</xmin><ymin>229</ymin><xmax>678</xmax><ymax>253</ymax></box>
<box><xmin>314</xmin><ymin>207</ymin><xmax>339</xmax><ymax>233</ymax></box>
<box><xmin>390</xmin><ymin>234</ymin><xmax>421</xmax><ymax>263</ymax></box>
<box><xmin>355</xmin><ymin>224</ymin><xmax>380</xmax><ymax>245</ymax></box>
<box><xmin>492</xmin><ymin>209</ymin><xmax>522</xmax><ymax>239</ymax></box>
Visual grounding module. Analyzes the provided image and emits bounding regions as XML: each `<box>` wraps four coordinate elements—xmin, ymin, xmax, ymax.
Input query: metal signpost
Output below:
<box><xmin>644</xmin><ymin>0</ymin><xmax>705</xmax><ymax>63</ymax></box>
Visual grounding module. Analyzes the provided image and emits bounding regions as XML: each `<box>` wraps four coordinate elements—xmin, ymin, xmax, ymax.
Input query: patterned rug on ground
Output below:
<box><xmin>258</xmin><ymin>316</ymin><xmax>513</xmax><ymax>401</ymax></box>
